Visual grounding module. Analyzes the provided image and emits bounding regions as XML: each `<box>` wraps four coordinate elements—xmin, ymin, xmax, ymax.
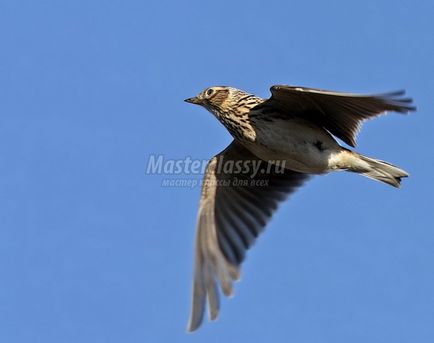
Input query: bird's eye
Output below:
<box><xmin>206</xmin><ymin>88</ymin><xmax>214</xmax><ymax>97</ymax></box>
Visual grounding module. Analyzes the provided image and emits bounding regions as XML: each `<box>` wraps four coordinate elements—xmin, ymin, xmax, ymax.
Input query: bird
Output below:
<box><xmin>184</xmin><ymin>84</ymin><xmax>415</xmax><ymax>331</ymax></box>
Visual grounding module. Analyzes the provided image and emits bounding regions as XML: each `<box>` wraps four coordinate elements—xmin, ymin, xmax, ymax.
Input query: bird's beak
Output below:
<box><xmin>184</xmin><ymin>96</ymin><xmax>202</xmax><ymax>105</ymax></box>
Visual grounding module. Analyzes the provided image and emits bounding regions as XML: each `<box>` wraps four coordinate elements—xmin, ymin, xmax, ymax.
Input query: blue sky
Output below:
<box><xmin>0</xmin><ymin>0</ymin><xmax>433</xmax><ymax>342</ymax></box>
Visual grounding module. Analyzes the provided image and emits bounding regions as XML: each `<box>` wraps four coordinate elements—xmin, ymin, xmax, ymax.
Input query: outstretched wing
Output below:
<box><xmin>257</xmin><ymin>85</ymin><xmax>415</xmax><ymax>147</ymax></box>
<box><xmin>187</xmin><ymin>140</ymin><xmax>310</xmax><ymax>331</ymax></box>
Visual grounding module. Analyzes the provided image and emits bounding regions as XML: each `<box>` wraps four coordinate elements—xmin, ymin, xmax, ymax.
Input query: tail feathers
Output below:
<box><xmin>349</xmin><ymin>153</ymin><xmax>409</xmax><ymax>188</ymax></box>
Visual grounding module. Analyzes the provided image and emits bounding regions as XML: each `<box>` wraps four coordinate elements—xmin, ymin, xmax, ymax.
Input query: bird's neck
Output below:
<box><xmin>216</xmin><ymin>96</ymin><xmax>264</xmax><ymax>141</ymax></box>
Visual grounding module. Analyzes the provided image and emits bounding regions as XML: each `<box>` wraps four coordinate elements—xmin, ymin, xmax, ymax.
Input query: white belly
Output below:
<box><xmin>242</xmin><ymin>119</ymin><xmax>341</xmax><ymax>174</ymax></box>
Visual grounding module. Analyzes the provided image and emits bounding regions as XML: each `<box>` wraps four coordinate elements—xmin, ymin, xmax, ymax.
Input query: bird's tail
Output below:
<box><xmin>343</xmin><ymin>150</ymin><xmax>409</xmax><ymax>188</ymax></box>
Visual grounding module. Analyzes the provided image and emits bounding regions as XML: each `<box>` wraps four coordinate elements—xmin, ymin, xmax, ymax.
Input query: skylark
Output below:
<box><xmin>184</xmin><ymin>85</ymin><xmax>415</xmax><ymax>331</ymax></box>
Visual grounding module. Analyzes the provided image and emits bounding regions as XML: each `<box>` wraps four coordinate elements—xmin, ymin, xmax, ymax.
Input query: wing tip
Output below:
<box><xmin>186</xmin><ymin>311</ymin><xmax>220</xmax><ymax>333</ymax></box>
<box><xmin>186</xmin><ymin>316</ymin><xmax>202</xmax><ymax>333</ymax></box>
<box><xmin>383</xmin><ymin>89</ymin><xmax>406</xmax><ymax>97</ymax></box>
<box><xmin>379</xmin><ymin>89</ymin><xmax>416</xmax><ymax>113</ymax></box>
<box><xmin>209</xmin><ymin>308</ymin><xmax>219</xmax><ymax>321</ymax></box>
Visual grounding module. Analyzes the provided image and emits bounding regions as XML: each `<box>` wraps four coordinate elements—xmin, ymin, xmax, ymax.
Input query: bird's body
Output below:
<box><xmin>184</xmin><ymin>85</ymin><xmax>415</xmax><ymax>331</ymax></box>
<box><xmin>244</xmin><ymin>116</ymin><xmax>341</xmax><ymax>173</ymax></box>
<box><xmin>201</xmin><ymin>88</ymin><xmax>342</xmax><ymax>173</ymax></box>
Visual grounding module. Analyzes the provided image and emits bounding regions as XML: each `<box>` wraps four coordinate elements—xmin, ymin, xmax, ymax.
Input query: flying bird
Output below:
<box><xmin>184</xmin><ymin>85</ymin><xmax>415</xmax><ymax>331</ymax></box>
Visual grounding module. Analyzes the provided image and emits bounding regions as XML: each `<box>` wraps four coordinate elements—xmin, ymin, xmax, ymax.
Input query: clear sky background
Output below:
<box><xmin>0</xmin><ymin>1</ymin><xmax>433</xmax><ymax>342</ymax></box>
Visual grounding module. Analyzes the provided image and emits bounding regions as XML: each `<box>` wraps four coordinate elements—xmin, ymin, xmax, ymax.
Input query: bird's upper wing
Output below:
<box><xmin>187</xmin><ymin>140</ymin><xmax>310</xmax><ymax>332</ymax></box>
<box><xmin>257</xmin><ymin>85</ymin><xmax>415</xmax><ymax>147</ymax></box>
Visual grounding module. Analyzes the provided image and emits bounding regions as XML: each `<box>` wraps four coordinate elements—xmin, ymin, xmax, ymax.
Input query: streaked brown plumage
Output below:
<box><xmin>184</xmin><ymin>85</ymin><xmax>415</xmax><ymax>331</ymax></box>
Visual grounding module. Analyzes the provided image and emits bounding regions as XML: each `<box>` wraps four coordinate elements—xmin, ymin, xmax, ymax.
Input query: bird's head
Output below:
<box><xmin>185</xmin><ymin>86</ymin><xmax>232</xmax><ymax>110</ymax></box>
<box><xmin>184</xmin><ymin>86</ymin><xmax>254</xmax><ymax>115</ymax></box>
<box><xmin>185</xmin><ymin>87</ymin><xmax>261</xmax><ymax>141</ymax></box>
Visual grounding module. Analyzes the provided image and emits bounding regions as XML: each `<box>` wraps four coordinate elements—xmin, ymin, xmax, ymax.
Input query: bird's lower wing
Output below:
<box><xmin>187</xmin><ymin>140</ymin><xmax>310</xmax><ymax>331</ymax></box>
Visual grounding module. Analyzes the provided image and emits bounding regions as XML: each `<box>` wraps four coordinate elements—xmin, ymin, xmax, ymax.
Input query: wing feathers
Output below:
<box><xmin>264</xmin><ymin>85</ymin><xmax>415</xmax><ymax>147</ymax></box>
<box><xmin>187</xmin><ymin>141</ymin><xmax>310</xmax><ymax>331</ymax></box>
